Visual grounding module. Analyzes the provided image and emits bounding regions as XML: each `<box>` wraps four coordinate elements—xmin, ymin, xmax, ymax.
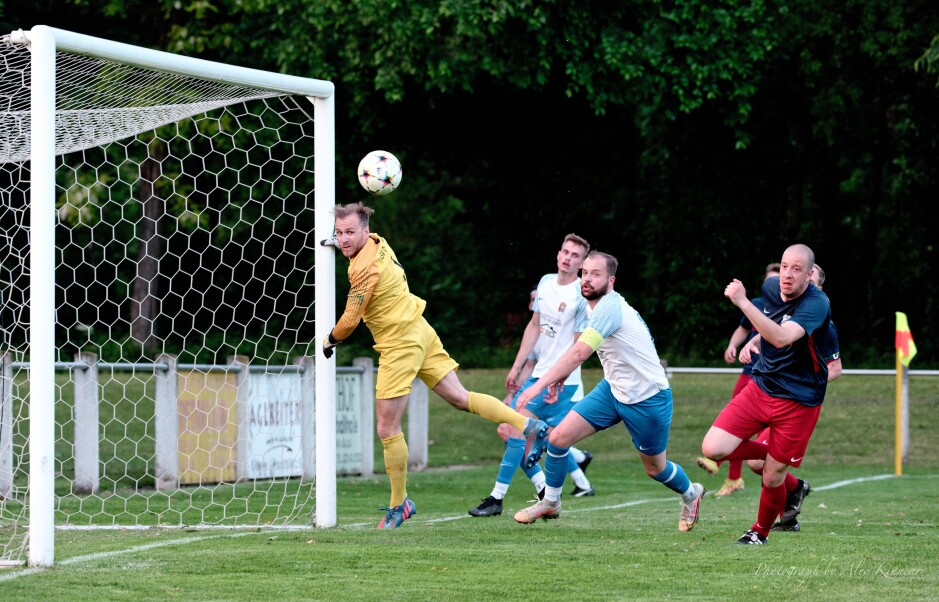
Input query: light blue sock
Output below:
<box><xmin>522</xmin><ymin>459</ymin><xmax>544</xmax><ymax>479</ymax></box>
<box><xmin>497</xmin><ymin>438</ymin><xmax>526</xmax><ymax>485</ymax></box>
<box><xmin>566</xmin><ymin>453</ymin><xmax>579</xmax><ymax>474</ymax></box>
<box><xmin>545</xmin><ymin>442</ymin><xmax>569</xmax><ymax>488</ymax></box>
<box><xmin>652</xmin><ymin>460</ymin><xmax>692</xmax><ymax>496</ymax></box>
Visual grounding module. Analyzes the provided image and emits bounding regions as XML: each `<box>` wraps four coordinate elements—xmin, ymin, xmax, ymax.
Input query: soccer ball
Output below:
<box><xmin>357</xmin><ymin>150</ymin><xmax>403</xmax><ymax>196</ymax></box>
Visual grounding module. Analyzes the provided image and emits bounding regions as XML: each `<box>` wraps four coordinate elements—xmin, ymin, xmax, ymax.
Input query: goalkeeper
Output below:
<box><xmin>323</xmin><ymin>202</ymin><xmax>549</xmax><ymax>529</ymax></box>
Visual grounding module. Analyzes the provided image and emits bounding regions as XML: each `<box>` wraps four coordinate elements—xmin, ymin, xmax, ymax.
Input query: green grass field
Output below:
<box><xmin>1</xmin><ymin>371</ymin><xmax>937</xmax><ymax>601</ymax></box>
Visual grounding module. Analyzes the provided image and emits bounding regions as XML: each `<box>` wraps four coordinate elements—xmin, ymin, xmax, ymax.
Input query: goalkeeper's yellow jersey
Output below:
<box><xmin>333</xmin><ymin>233</ymin><xmax>426</xmax><ymax>344</ymax></box>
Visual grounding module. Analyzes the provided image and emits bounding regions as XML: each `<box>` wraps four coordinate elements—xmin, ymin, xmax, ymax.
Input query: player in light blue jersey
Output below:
<box><xmin>469</xmin><ymin>234</ymin><xmax>597</xmax><ymax>518</ymax></box>
<box><xmin>512</xmin><ymin>251</ymin><xmax>705</xmax><ymax>531</ymax></box>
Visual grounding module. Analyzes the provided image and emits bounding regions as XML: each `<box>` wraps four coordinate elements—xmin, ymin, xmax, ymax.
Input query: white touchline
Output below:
<box><xmin>812</xmin><ymin>473</ymin><xmax>895</xmax><ymax>491</ymax></box>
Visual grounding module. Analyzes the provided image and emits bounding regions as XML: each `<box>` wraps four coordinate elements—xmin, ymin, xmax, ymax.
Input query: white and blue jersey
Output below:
<box><xmin>751</xmin><ymin>278</ymin><xmax>831</xmax><ymax>406</ymax></box>
<box><xmin>531</xmin><ymin>274</ymin><xmax>589</xmax><ymax>387</ymax></box>
<box><xmin>579</xmin><ymin>290</ymin><xmax>669</xmax><ymax>404</ymax></box>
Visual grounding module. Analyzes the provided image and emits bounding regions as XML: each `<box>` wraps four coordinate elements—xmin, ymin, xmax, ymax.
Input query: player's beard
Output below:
<box><xmin>582</xmin><ymin>281</ymin><xmax>609</xmax><ymax>301</ymax></box>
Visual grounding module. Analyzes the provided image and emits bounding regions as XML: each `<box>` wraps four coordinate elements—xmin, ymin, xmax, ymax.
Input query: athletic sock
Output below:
<box><xmin>490</xmin><ymin>482</ymin><xmax>509</xmax><ymax>500</ymax></box>
<box><xmin>653</xmin><ymin>460</ymin><xmax>693</xmax><ymax>498</ymax></box>
<box><xmin>784</xmin><ymin>471</ymin><xmax>799</xmax><ymax>492</ymax></box>
<box><xmin>721</xmin><ymin>439</ymin><xmax>769</xmax><ymax>462</ymax></box>
<box><xmin>523</xmin><ymin>459</ymin><xmax>543</xmax><ymax>477</ymax></box>
<box><xmin>495</xmin><ymin>437</ymin><xmax>526</xmax><ymax>491</ymax></box>
<box><xmin>753</xmin><ymin>482</ymin><xmax>787</xmax><ymax>537</ymax></box>
<box><xmin>728</xmin><ymin>460</ymin><xmax>743</xmax><ymax>480</ymax></box>
<box><xmin>543</xmin><ymin>485</ymin><xmax>563</xmax><ymax>503</ymax></box>
<box><xmin>565</xmin><ymin>453</ymin><xmax>591</xmax><ymax>488</ymax></box>
<box><xmin>569</xmin><ymin>468</ymin><xmax>591</xmax><ymax>490</ymax></box>
<box><xmin>467</xmin><ymin>391</ymin><xmax>527</xmax><ymax>431</ymax></box>
<box><xmin>569</xmin><ymin>446</ymin><xmax>586</xmax><ymax>464</ymax></box>
<box><xmin>530</xmin><ymin>470</ymin><xmax>546</xmax><ymax>494</ymax></box>
<box><xmin>544</xmin><ymin>443</ymin><xmax>569</xmax><ymax>489</ymax></box>
<box><xmin>381</xmin><ymin>433</ymin><xmax>409</xmax><ymax>507</ymax></box>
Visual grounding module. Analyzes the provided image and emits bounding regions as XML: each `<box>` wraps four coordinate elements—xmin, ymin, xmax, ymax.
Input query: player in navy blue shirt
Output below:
<box><xmin>701</xmin><ymin>244</ymin><xmax>832</xmax><ymax>545</ymax></box>
<box><xmin>740</xmin><ymin>263</ymin><xmax>842</xmax><ymax>533</ymax></box>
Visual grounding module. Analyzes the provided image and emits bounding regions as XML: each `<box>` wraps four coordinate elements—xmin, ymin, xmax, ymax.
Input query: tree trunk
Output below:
<box><xmin>130</xmin><ymin>139</ymin><xmax>166</xmax><ymax>355</ymax></box>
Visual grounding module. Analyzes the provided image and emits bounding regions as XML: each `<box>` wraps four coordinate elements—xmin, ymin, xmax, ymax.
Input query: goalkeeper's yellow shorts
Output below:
<box><xmin>373</xmin><ymin>316</ymin><xmax>459</xmax><ymax>400</ymax></box>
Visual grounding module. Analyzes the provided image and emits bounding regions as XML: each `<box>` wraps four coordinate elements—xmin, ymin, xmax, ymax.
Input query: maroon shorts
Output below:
<box><xmin>713</xmin><ymin>380</ymin><xmax>821</xmax><ymax>468</ymax></box>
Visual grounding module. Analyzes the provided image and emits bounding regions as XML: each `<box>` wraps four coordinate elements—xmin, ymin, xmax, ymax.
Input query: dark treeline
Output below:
<box><xmin>4</xmin><ymin>1</ymin><xmax>938</xmax><ymax>368</ymax></box>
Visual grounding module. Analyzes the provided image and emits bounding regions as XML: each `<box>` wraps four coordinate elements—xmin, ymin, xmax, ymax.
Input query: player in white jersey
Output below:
<box><xmin>513</xmin><ymin>251</ymin><xmax>705</xmax><ymax>532</ymax></box>
<box><xmin>468</xmin><ymin>234</ymin><xmax>596</xmax><ymax>518</ymax></box>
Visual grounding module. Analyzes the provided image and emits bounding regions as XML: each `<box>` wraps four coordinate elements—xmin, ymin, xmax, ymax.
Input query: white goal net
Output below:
<box><xmin>0</xmin><ymin>27</ymin><xmax>337</xmax><ymax>567</ymax></box>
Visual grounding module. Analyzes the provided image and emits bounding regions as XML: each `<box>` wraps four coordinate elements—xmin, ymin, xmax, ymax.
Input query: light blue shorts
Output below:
<box><xmin>510</xmin><ymin>377</ymin><xmax>583</xmax><ymax>428</ymax></box>
<box><xmin>572</xmin><ymin>379</ymin><xmax>673</xmax><ymax>455</ymax></box>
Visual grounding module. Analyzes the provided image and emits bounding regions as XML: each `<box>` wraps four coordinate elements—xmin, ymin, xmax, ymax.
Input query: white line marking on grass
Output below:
<box><xmin>564</xmin><ymin>497</ymin><xmax>673</xmax><ymax>513</ymax></box>
<box><xmin>0</xmin><ymin>530</ymin><xmax>269</xmax><ymax>583</ymax></box>
<box><xmin>812</xmin><ymin>473</ymin><xmax>895</xmax><ymax>491</ymax></box>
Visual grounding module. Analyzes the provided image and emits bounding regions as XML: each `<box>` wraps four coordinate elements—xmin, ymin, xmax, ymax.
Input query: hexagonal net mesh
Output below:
<box><xmin>1</xmin><ymin>36</ymin><xmax>329</xmax><ymax>564</ymax></box>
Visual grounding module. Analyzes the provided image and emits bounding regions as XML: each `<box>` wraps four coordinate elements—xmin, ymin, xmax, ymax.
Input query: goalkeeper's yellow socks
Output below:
<box><xmin>467</xmin><ymin>391</ymin><xmax>527</xmax><ymax>431</ymax></box>
<box><xmin>381</xmin><ymin>433</ymin><xmax>409</xmax><ymax>507</ymax></box>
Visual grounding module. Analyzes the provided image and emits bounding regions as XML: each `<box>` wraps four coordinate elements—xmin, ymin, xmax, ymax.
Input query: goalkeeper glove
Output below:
<box><xmin>322</xmin><ymin>332</ymin><xmax>340</xmax><ymax>359</ymax></box>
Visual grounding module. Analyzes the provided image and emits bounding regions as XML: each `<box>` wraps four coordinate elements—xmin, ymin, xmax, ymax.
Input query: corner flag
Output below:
<box><xmin>895</xmin><ymin>312</ymin><xmax>918</xmax><ymax>367</ymax></box>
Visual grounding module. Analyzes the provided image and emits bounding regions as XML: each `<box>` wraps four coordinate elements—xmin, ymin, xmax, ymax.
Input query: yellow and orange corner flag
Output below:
<box><xmin>894</xmin><ymin>312</ymin><xmax>917</xmax><ymax>476</ymax></box>
<box><xmin>895</xmin><ymin>312</ymin><xmax>918</xmax><ymax>367</ymax></box>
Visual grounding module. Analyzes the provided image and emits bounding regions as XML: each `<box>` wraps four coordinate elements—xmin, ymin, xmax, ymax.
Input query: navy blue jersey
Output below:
<box><xmin>751</xmin><ymin>278</ymin><xmax>831</xmax><ymax>406</ymax></box>
<box><xmin>738</xmin><ymin>297</ymin><xmax>765</xmax><ymax>376</ymax></box>
<box><xmin>819</xmin><ymin>320</ymin><xmax>840</xmax><ymax>363</ymax></box>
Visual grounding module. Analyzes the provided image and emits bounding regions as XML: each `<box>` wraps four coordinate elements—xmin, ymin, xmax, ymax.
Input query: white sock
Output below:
<box><xmin>680</xmin><ymin>482</ymin><xmax>699</xmax><ymax>504</ymax></box>
<box><xmin>569</xmin><ymin>468</ymin><xmax>591</xmax><ymax>489</ymax></box>
<box><xmin>569</xmin><ymin>447</ymin><xmax>586</xmax><ymax>464</ymax></box>
<box><xmin>544</xmin><ymin>485</ymin><xmax>562</xmax><ymax>503</ymax></box>
<box><xmin>490</xmin><ymin>482</ymin><xmax>509</xmax><ymax>500</ymax></box>
<box><xmin>530</xmin><ymin>471</ymin><xmax>546</xmax><ymax>493</ymax></box>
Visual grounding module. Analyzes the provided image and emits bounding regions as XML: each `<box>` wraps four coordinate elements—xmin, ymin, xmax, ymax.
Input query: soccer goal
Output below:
<box><xmin>0</xmin><ymin>26</ymin><xmax>337</xmax><ymax>567</ymax></box>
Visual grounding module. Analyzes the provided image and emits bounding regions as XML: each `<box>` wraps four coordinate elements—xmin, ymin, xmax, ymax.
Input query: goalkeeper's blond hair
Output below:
<box><xmin>334</xmin><ymin>202</ymin><xmax>375</xmax><ymax>228</ymax></box>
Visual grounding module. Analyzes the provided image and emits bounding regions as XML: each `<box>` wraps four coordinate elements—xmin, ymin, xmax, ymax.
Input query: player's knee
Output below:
<box><xmin>700</xmin><ymin>440</ymin><xmax>724</xmax><ymax>461</ymax></box>
<box><xmin>747</xmin><ymin>459</ymin><xmax>764</xmax><ymax>474</ymax></box>
<box><xmin>496</xmin><ymin>423</ymin><xmax>513</xmax><ymax>441</ymax></box>
<box><xmin>547</xmin><ymin>429</ymin><xmax>566</xmax><ymax>448</ymax></box>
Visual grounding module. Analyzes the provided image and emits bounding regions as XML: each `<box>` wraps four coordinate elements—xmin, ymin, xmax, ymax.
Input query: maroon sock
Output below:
<box><xmin>721</xmin><ymin>439</ymin><xmax>768</xmax><ymax>463</ymax></box>
<box><xmin>752</xmin><ymin>483</ymin><xmax>786</xmax><ymax>537</ymax></box>
<box><xmin>728</xmin><ymin>460</ymin><xmax>743</xmax><ymax>480</ymax></box>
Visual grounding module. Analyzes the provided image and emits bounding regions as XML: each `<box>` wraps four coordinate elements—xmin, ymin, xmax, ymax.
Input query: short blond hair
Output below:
<box><xmin>563</xmin><ymin>233</ymin><xmax>590</xmax><ymax>255</ymax></box>
<box><xmin>333</xmin><ymin>202</ymin><xmax>374</xmax><ymax>228</ymax></box>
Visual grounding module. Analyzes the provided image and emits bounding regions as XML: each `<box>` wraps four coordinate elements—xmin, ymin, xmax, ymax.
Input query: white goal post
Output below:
<box><xmin>0</xmin><ymin>26</ymin><xmax>337</xmax><ymax>567</ymax></box>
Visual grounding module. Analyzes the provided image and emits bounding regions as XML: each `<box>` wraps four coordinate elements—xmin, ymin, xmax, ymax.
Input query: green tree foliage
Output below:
<box><xmin>5</xmin><ymin>1</ymin><xmax>939</xmax><ymax>367</ymax></box>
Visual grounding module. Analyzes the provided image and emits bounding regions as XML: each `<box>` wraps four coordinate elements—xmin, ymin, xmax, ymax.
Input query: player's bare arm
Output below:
<box><xmin>724</xmin><ymin>279</ymin><xmax>805</xmax><ymax>348</ymax></box>
<box><xmin>506</xmin><ymin>311</ymin><xmax>541</xmax><ymax>392</ymax></box>
<box><xmin>739</xmin><ymin>335</ymin><xmax>761</xmax><ymax>364</ymax></box>
<box><xmin>724</xmin><ymin>325</ymin><xmax>750</xmax><ymax>363</ymax></box>
<box><xmin>515</xmin><ymin>341</ymin><xmax>592</xmax><ymax>412</ymax></box>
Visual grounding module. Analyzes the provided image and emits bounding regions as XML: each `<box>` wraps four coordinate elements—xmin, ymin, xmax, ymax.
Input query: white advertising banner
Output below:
<box><xmin>245</xmin><ymin>369</ymin><xmax>363</xmax><ymax>478</ymax></box>
<box><xmin>335</xmin><ymin>372</ymin><xmax>363</xmax><ymax>475</ymax></box>
<box><xmin>246</xmin><ymin>372</ymin><xmax>304</xmax><ymax>479</ymax></box>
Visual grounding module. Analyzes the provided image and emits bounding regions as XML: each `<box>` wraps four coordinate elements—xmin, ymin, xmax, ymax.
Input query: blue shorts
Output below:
<box><xmin>573</xmin><ymin>379</ymin><xmax>673</xmax><ymax>455</ymax></box>
<box><xmin>510</xmin><ymin>377</ymin><xmax>582</xmax><ymax>428</ymax></box>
